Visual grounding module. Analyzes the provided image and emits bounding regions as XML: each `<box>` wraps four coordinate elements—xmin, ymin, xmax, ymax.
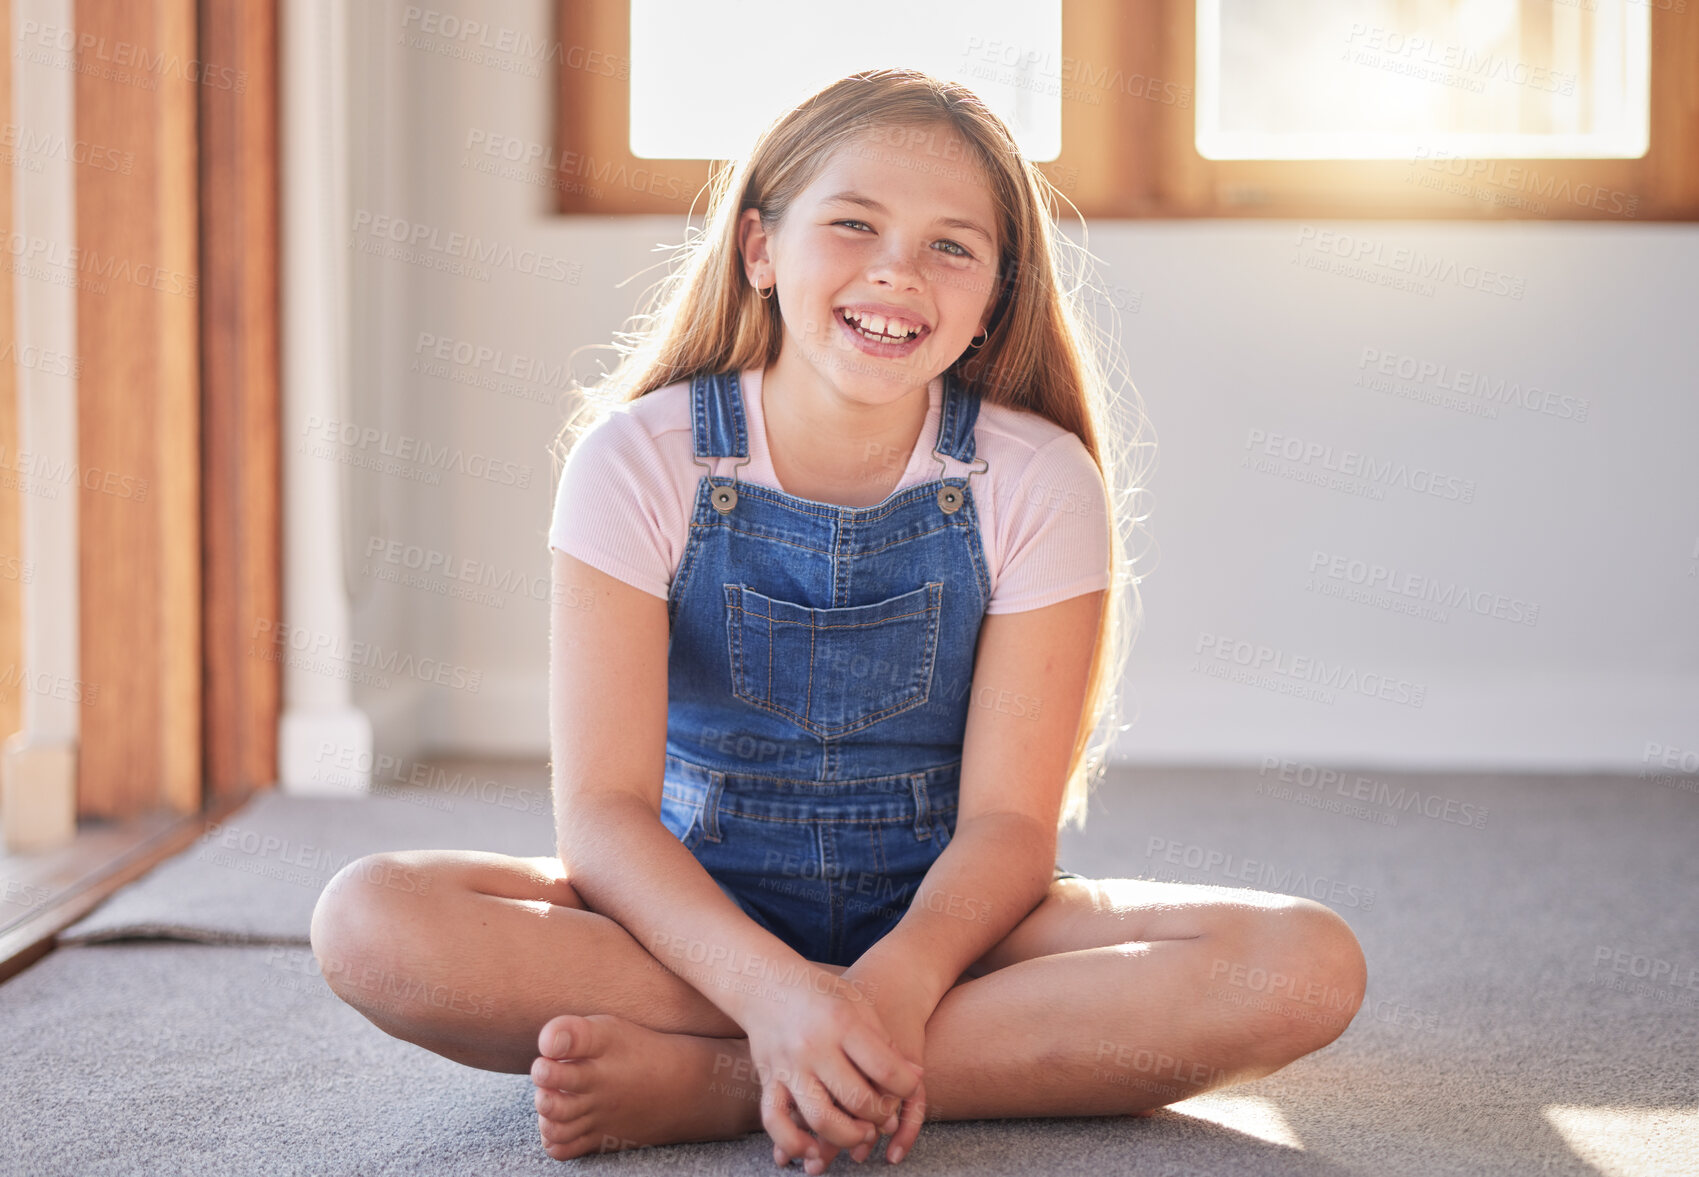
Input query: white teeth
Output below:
<box><xmin>842</xmin><ymin>308</ymin><xmax>920</xmax><ymax>341</ymax></box>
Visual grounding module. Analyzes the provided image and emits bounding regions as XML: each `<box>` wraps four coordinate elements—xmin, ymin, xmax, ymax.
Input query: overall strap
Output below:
<box><xmin>932</xmin><ymin>369</ymin><xmax>983</xmax><ymax>464</ymax></box>
<box><xmin>690</xmin><ymin>369</ymin><xmax>750</xmax><ymax>459</ymax></box>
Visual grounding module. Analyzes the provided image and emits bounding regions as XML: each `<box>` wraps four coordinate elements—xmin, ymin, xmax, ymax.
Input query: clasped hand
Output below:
<box><xmin>740</xmin><ymin>959</ymin><xmax>934</xmax><ymax>1172</ymax></box>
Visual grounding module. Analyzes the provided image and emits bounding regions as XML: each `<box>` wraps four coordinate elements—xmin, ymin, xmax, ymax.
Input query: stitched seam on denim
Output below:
<box><xmin>711</xmin><ymin>482</ymin><xmax>952</xmax><ymax>522</ymax></box>
<box><xmin>724</xmin><ymin>685</ymin><xmax>783</xmax><ymax>723</ymax></box>
<box><xmin>709</xmin><ymin>808</ymin><xmax>958</xmax><ymax>827</ymax></box>
<box><xmin>668</xmin><ymin>483</ymin><xmax>713</xmax><ymax>624</ymax></box>
<box><xmin>911</xmin><ymin>773</ymin><xmax>930</xmax><ymax>839</ymax></box>
<box><xmin>670</xmin><ymin>791</ymin><xmax>954</xmax><ymax>808</ymax></box>
<box><xmin>666</xmin><ymin>754</ymin><xmax>963</xmax><ymax>787</ymax></box>
<box><xmin>957</xmin><ymin>489</ymin><xmax>993</xmax><ymax>608</ymax></box>
<box><xmin>846</xmin><ymin>522</ymin><xmax>956</xmax><ymax>557</ymax></box>
<box><xmin>727</xmin><ymin>369</ymin><xmax>749</xmax><ymax>457</ymax></box>
<box><xmin>691</xmin><ymin>524</ymin><xmax>834</xmax><ymax>557</ymax></box>
<box><xmin>676</xmin><ymin>795</ymin><xmax>959</xmax><ymax>817</ymax></box>
<box><xmin>704</xmin><ymin>772</ymin><xmax>724</xmax><ymax>840</ymax></box>
<box><xmin>818</xmin><ymin>822</ymin><xmax>839</xmax><ymax>961</ymax></box>
<box><xmin>766</xmin><ymin>596</ymin><xmax>779</xmax><ymax>718</ymax></box>
<box><xmin>725</xmin><ymin>584</ymin><xmax>744</xmax><ymax>707</ymax></box>
<box><xmin>703</xmin><ymin>791</ymin><xmax>958</xmax><ymax>810</ymax></box>
<box><xmin>691</xmin><ymin>375</ymin><xmax>706</xmax><ymax>457</ymax></box>
<box><xmin>802</xmin><ymin>599</ymin><xmax>814</xmax><ymax>726</ymax></box>
<box><xmin>726</xmin><ymin>604</ymin><xmax>936</xmax><ymax>630</ymax></box>
<box><xmin>729</xmin><ymin>581</ymin><xmax>940</xmax><ymax>622</ymax></box>
<box><xmin>728</xmin><ymin>682</ymin><xmax>929</xmax><ymax>736</ymax></box>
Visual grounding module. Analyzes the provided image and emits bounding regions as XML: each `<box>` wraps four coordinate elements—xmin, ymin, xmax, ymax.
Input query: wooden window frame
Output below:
<box><xmin>554</xmin><ymin>0</ymin><xmax>1699</xmax><ymax>221</ymax></box>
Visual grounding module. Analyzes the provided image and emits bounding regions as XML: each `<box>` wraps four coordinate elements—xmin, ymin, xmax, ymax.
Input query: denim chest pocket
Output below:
<box><xmin>725</xmin><ymin>582</ymin><xmax>943</xmax><ymax>738</ymax></box>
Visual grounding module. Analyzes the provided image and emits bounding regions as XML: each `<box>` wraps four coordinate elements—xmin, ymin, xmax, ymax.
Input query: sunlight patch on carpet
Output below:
<box><xmin>1169</xmin><ymin>1092</ymin><xmax>1303</xmax><ymax>1149</ymax></box>
<box><xmin>1543</xmin><ymin>1106</ymin><xmax>1699</xmax><ymax>1177</ymax></box>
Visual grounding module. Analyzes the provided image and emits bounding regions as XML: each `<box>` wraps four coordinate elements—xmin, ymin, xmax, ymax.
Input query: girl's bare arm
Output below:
<box><xmin>850</xmin><ymin>588</ymin><xmax>1106</xmax><ymax>1003</ymax></box>
<box><xmin>549</xmin><ymin>549</ymin><xmax>923</xmax><ymax>1155</ymax></box>
<box><xmin>548</xmin><ymin>548</ymin><xmax>798</xmax><ymax>1020</ymax></box>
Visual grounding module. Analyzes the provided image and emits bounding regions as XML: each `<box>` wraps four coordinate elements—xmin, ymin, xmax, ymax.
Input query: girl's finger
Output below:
<box><xmin>783</xmin><ymin>1102</ymin><xmax>843</xmax><ymax>1175</ymax></box>
<box><xmin>762</xmin><ymin>1079</ymin><xmax>817</xmax><ymax>1166</ymax></box>
<box><xmin>789</xmin><ymin>1071</ymin><xmax>882</xmax><ymax>1153</ymax></box>
<box><xmin>813</xmin><ymin>1052</ymin><xmax>894</xmax><ymax>1136</ymax></box>
<box><xmin>887</xmin><ymin>1077</ymin><xmax>928</xmax><ymax>1164</ymax></box>
<box><xmin>842</xmin><ymin>1030</ymin><xmax>925</xmax><ymax>1106</ymax></box>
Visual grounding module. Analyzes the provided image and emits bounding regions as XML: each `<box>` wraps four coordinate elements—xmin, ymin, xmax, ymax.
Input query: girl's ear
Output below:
<box><xmin>737</xmin><ymin>206</ymin><xmax>774</xmax><ymax>283</ymax></box>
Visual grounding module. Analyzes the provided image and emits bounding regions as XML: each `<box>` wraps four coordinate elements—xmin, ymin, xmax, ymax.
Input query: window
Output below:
<box><xmin>628</xmin><ymin>0</ymin><xmax>1063</xmax><ymax>161</ymax></box>
<box><xmin>554</xmin><ymin>0</ymin><xmax>1699</xmax><ymax>219</ymax></box>
<box><xmin>1197</xmin><ymin>0</ymin><xmax>1650</xmax><ymax>159</ymax></box>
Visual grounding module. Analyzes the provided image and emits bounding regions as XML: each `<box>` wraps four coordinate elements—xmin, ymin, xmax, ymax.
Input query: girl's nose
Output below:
<box><xmin>865</xmin><ymin>252</ymin><xmax>923</xmax><ymax>291</ymax></box>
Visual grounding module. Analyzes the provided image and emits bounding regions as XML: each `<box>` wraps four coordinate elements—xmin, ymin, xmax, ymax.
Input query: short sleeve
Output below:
<box><xmin>547</xmin><ymin>411</ymin><xmax>676</xmax><ymax>600</ymax></box>
<box><xmin>986</xmin><ymin>432</ymin><xmax>1112</xmax><ymax>614</ymax></box>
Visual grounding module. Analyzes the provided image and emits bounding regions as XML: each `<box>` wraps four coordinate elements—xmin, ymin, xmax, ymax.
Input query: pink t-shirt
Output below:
<box><xmin>548</xmin><ymin>366</ymin><xmax>1110</xmax><ymax>614</ymax></box>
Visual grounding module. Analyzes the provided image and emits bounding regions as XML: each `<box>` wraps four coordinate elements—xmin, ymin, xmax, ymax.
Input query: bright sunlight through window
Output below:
<box><xmin>1196</xmin><ymin>0</ymin><xmax>1650</xmax><ymax>159</ymax></box>
<box><xmin>628</xmin><ymin>0</ymin><xmax>1062</xmax><ymax>161</ymax></box>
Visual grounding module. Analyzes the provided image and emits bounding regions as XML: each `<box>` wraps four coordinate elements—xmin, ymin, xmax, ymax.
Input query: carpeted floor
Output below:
<box><xmin>2</xmin><ymin>759</ymin><xmax>1694</xmax><ymax>1176</ymax></box>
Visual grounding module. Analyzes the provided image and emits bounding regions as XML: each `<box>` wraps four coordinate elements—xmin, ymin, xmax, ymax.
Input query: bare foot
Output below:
<box><xmin>530</xmin><ymin>1012</ymin><xmax>765</xmax><ymax>1161</ymax></box>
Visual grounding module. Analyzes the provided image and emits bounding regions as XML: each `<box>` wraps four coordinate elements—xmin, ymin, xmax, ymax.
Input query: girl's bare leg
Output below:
<box><xmin>310</xmin><ymin>850</ymin><xmax>1366</xmax><ymax>1161</ymax></box>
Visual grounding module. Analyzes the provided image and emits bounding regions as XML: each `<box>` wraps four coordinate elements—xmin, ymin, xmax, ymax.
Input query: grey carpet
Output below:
<box><xmin>3</xmin><ymin>761</ymin><xmax>1696</xmax><ymax>1176</ymax></box>
<box><xmin>57</xmin><ymin>765</ymin><xmax>556</xmax><ymax>945</ymax></box>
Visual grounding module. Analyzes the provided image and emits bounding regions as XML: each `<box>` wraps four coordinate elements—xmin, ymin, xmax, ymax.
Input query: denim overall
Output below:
<box><xmin>658</xmin><ymin>366</ymin><xmax>1006</xmax><ymax>968</ymax></box>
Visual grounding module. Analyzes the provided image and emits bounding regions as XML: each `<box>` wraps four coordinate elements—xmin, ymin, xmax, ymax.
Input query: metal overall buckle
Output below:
<box><xmin>933</xmin><ymin>450</ymin><xmax>988</xmax><ymax>515</ymax></box>
<box><xmin>692</xmin><ymin>452</ymin><xmax>751</xmax><ymax>514</ymax></box>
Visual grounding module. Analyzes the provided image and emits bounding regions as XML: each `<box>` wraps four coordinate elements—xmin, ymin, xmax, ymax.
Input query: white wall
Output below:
<box><xmin>341</xmin><ymin>0</ymin><xmax>1699</xmax><ymax>781</ymax></box>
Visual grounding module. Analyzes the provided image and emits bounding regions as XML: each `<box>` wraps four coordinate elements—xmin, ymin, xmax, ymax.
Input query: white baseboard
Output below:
<box><xmin>278</xmin><ymin>705</ymin><xmax>375</xmax><ymax>795</ymax></box>
<box><xmin>0</xmin><ymin>735</ymin><xmax>77</xmax><ymax>852</ymax></box>
<box><xmin>361</xmin><ymin>678</ymin><xmax>427</xmax><ymax>779</ymax></box>
<box><xmin>403</xmin><ymin>666</ymin><xmax>1699</xmax><ymax>780</ymax></box>
<box><xmin>1107</xmin><ymin>667</ymin><xmax>1699</xmax><ymax>773</ymax></box>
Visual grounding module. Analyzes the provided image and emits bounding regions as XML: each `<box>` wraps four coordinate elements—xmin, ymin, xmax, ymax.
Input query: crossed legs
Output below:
<box><xmin>309</xmin><ymin>850</ymin><xmax>1367</xmax><ymax>1160</ymax></box>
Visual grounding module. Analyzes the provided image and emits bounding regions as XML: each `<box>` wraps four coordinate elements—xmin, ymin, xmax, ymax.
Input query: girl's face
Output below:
<box><xmin>740</xmin><ymin>123</ymin><xmax>1002</xmax><ymax>401</ymax></box>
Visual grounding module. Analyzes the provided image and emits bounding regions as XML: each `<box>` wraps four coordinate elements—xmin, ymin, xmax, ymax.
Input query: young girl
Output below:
<box><xmin>310</xmin><ymin>68</ymin><xmax>1366</xmax><ymax>1173</ymax></box>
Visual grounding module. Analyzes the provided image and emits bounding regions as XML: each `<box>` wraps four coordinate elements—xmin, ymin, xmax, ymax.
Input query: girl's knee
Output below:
<box><xmin>1287</xmin><ymin>899</ymin><xmax>1368</xmax><ymax>1002</ymax></box>
<box><xmin>1209</xmin><ymin>899</ymin><xmax>1367</xmax><ymax>1066</ymax></box>
<box><xmin>310</xmin><ymin>852</ymin><xmax>434</xmax><ymax>985</ymax></box>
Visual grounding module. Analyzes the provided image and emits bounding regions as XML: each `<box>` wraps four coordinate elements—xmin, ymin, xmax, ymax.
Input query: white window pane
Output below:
<box><xmin>1196</xmin><ymin>0</ymin><xmax>1650</xmax><ymax>159</ymax></box>
<box><xmin>629</xmin><ymin>0</ymin><xmax>1062</xmax><ymax>160</ymax></box>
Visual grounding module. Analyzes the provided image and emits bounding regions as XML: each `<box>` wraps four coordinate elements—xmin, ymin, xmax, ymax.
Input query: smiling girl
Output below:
<box><xmin>310</xmin><ymin>68</ymin><xmax>1366</xmax><ymax>1173</ymax></box>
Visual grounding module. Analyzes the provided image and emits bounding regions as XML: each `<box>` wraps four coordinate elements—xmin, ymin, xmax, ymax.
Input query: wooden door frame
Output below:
<box><xmin>72</xmin><ymin>0</ymin><xmax>280</xmax><ymax>815</ymax></box>
<box><xmin>1</xmin><ymin>0</ymin><xmax>279</xmax><ymax>981</ymax></box>
<box><xmin>199</xmin><ymin>0</ymin><xmax>281</xmax><ymax>806</ymax></box>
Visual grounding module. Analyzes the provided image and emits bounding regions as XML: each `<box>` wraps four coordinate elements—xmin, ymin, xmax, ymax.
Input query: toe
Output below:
<box><xmin>534</xmin><ymin>1086</ymin><xmax>591</xmax><ymax>1121</ymax></box>
<box><xmin>531</xmin><ymin>1056</ymin><xmax>592</xmax><ymax>1093</ymax></box>
<box><xmin>538</xmin><ymin>1012</ymin><xmax>590</xmax><ymax>1059</ymax></box>
<box><xmin>542</xmin><ymin>1130</ymin><xmax>591</xmax><ymax>1162</ymax></box>
<box><xmin>538</xmin><ymin>1108</ymin><xmax>594</xmax><ymax>1146</ymax></box>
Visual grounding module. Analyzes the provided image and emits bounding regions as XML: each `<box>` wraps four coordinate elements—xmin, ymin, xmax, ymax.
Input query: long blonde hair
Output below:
<box><xmin>552</xmin><ymin>68</ymin><xmax>1150</xmax><ymax>833</ymax></box>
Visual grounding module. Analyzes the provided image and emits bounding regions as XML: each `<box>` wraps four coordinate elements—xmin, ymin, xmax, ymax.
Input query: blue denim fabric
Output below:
<box><xmin>658</xmin><ymin>367</ymin><xmax>1006</xmax><ymax>967</ymax></box>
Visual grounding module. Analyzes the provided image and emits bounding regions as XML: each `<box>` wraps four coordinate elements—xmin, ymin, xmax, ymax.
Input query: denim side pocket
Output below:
<box><xmin>929</xmin><ymin>811</ymin><xmax>955</xmax><ymax>852</ymax></box>
<box><xmin>658</xmin><ymin>789</ymin><xmax>706</xmax><ymax>852</ymax></box>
